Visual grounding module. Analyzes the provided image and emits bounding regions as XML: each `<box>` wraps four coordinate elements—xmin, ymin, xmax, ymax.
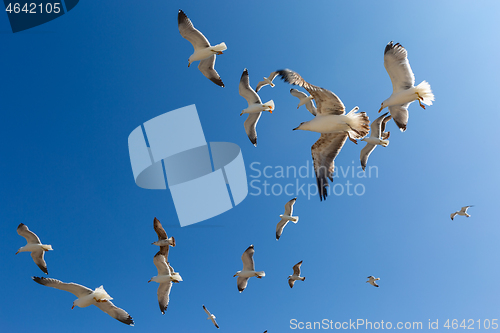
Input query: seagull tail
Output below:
<box><xmin>211</xmin><ymin>42</ymin><xmax>227</xmax><ymax>52</ymax></box>
<box><xmin>262</xmin><ymin>100</ymin><xmax>275</xmax><ymax>112</ymax></box>
<box><xmin>415</xmin><ymin>80</ymin><xmax>434</xmax><ymax>106</ymax></box>
<box><xmin>42</xmin><ymin>245</ymin><xmax>53</xmax><ymax>251</ymax></box>
<box><xmin>381</xmin><ymin>139</ymin><xmax>389</xmax><ymax>147</ymax></box>
<box><xmin>347</xmin><ymin>110</ymin><xmax>370</xmax><ymax>139</ymax></box>
<box><xmin>290</xmin><ymin>216</ymin><xmax>299</xmax><ymax>223</ymax></box>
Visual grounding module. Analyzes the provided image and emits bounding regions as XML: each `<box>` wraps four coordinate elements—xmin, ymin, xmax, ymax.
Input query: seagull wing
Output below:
<box><xmin>178</xmin><ymin>10</ymin><xmax>210</xmax><ymax>51</ymax></box>
<box><xmin>17</xmin><ymin>223</ymin><xmax>41</xmax><ymax>244</ymax></box>
<box><xmin>241</xmin><ymin>245</ymin><xmax>255</xmax><ymax>271</ymax></box>
<box><xmin>31</xmin><ymin>250</ymin><xmax>48</xmax><ymax>274</ymax></box>
<box><xmin>293</xmin><ymin>261</ymin><xmax>303</xmax><ymax>275</ymax></box>
<box><xmin>312</xmin><ymin>133</ymin><xmax>349</xmax><ymax>201</ymax></box>
<box><xmin>276</xmin><ymin>219</ymin><xmax>288</xmax><ymax>240</ymax></box>
<box><xmin>288</xmin><ymin>278</ymin><xmax>295</xmax><ymax>288</ymax></box>
<box><xmin>380</xmin><ymin>114</ymin><xmax>392</xmax><ymax>139</ymax></box>
<box><xmin>153</xmin><ymin>217</ymin><xmax>167</xmax><ymax>240</ymax></box>
<box><xmin>244</xmin><ymin>113</ymin><xmax>261</xmax><ymax>147</ymax></box>
<box><xmin>277</xmin><ymin>69</ymin><xmax>345</xmax><ymax>115</ymax></box>
<box><xmin>388</xmin><ymin>103</ymin><xmax>410</xmax><ymax>132</ymax></box>
<box><xmin>153</xmin><ymin>252</ymin><xmax>171</xmax><ymax>275</ymax></box>
<box><xmin>212</xmin><ymin>317</ymin><xmax>219</xmax><ymax>329</ymax></box>
<box><xmin>237</xmin><ymin>276</ymin><xmax>249</xmax><ymax>292</ymax></box>
<box><xmin>370</xmin><ymin>112</ymin><xmax>389</xmax><ymax>138</ymax></box>
<box><xmin>450</xmin><ymin>212</ymin><xmax>457</xmax><ymax>220</ymax></box>
<box><xmin>239</xmin><ymin>69</ymin><xmax>261</xmax><ymax>105</ymax></box>
<box><xmin>203</xmin><ymin>305</ymin><xmax>211</xmax><ymax>316</ymax></box>
<box><xmin>384</xmin><ymin>41</ymin><xmax>415</xmax><ymax>93</ymax></box>
<box><xmin>461</xmin><ymin>206</ymin><xmax>473</xmax><ymax>213</ymax></box>
<box><xmin>94</xmin><ymin>299</ymin><xmax>134</xmax><ymax>326</ymax></box>
<box><xmin>198</xmin><ymin>55</ymin><xmax>224</xmax><ymax>87</ymax></box>
<box><xmin>284</xmin><ymin>197</ymin><xmax>296</xmax><ymax>215</ymax></box>
<box><xmin>360</xmin><ymin>143</ymin><xmax>376</xmax><ymax>172</ymax></box>
<box><xmin>157</xmin><ymin>281</ymin><xmax>172</xmax><ymax>314</ymax></box>
<box><xmin>369</xmin><ymin>280</ymin><xmax>379</xmax><ymax>287</ymax></box>
<box><xmin>32</xmin><ymin>277</ymin><xmax>93</xmax><ymax>298</ymax></box>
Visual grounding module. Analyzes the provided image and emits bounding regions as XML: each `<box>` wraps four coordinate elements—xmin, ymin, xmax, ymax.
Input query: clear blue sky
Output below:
<box><xmin>2</xmin><ymin>1</ymin><xmax>500</xmax><ymax>332</ymax></box>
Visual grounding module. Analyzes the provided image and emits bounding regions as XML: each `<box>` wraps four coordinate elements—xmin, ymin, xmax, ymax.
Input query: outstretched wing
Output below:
<box><xmin>32</xmin><ymin>277</ymin><xmax>92</xmax><ymax>298</ymax></box>
<box><xmin>241</xmin><ymin>245</ymin><xmax>255</xmax><ymax>271</ymax></box>
<box><xmin>157</xmin><ymin>282</ymin><xmax>172</xmax><ymax>314</ymax></box>
<box><xmin>239</xmin><ymin>69</ymin><xmax>261</xmax><ymax>105</ymax></box>
<box><xmin>293</xmin><ymin>261</ymin><xmax>303</xmax><ymax>275</ymax></box>
<box><xmin>284</xmin><ymin>197</ymin><xmax>296</xmax><ymax>216</ymax></box>
<box><xmin>178</xmin><ymin>10</ymin><xmax>211</xmax><ymax>51</ymax></box>
<box><xmin>244</xmin><ymin>113</ymin><xmax>261</xmax><ymax>147</ymax></box>
<box><xmin>199</xmin><ymin>55</ymin><xmax>224</xmax><ymax>87</ymax></box>
<box><xmin>94</xmin><ymin>300</ymin><xmax>134</xmax><ymax>326</ymax></box>
<box><xmin>383</xmin><ymin>41</ymin><xmax>415</xmax><ymax>93</ymax></box>
<box><xmin>31</xmin><ymin>250</ymin><xmax>48</xmax><ymax>274</ymax></box>
<box><xmin>17</xmin><ymin>223</ymin><xmax>41</xmax><ymax>244</ymax></box>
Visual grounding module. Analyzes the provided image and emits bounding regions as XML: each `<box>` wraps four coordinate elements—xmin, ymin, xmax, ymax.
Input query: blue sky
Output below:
<box><xmin>1</xmin><ymin>0</ymin><xmax>500</xmax><ymax>332</ymax></box>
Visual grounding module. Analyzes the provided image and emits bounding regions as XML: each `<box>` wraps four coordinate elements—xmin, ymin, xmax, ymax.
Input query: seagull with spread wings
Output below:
<box><xmin>290</xmin><ymin>88</ymin><xmax>317</xmax><ymax>116</ymax></box>
<box><xmin>16</xmin><ymin>223</ymin><xmax>53</xmax><ymax>274</ymax></box>
<box><xmin>152</xmin><ymin>217</ymin><xmax>175</xmax><ymax>255</ymax></box>
<box><xmin>148</xmin><ymin>251</ymin><xmax>182</xmax><ymax>314</ymax></box>
<box><xmin>32</xmin><ymin>277</ymin><xmax>134</xmax><ymax>325</ymax></box>
<box><xmin>379</xmin><ymin>41</ymin><xmax>434</xmax><ymax>131</ymax></box>
<box><xmin>276</xmin><ymin>198</ymin><xmax>299</xmax><ymax>240</ymax></box>
<box><xmin>360</xmin><ymin>112</ymin><xmax>392</xmax><ymax>171</ymax></box>
<box><xmin>451</xmin><ymin>206</ymin><xmax>474</xmax><ymax>220</ymax></box>
<box><xmin>233</xmin><ymin>245</ymin><xmax>265</xmax><ymax>292</ymax></box>
<box><xmin>178</xmin><ymin>9</ymin><xmax>226</xmax><ymax>87</ymax></box>
<box><xmin>366</xmin><ymin>276</ymin><xmax>380</xmax><ymax>288</ymax></box>
<box><xmin>288</xmin><ymin>261</ymin><xmax>306</xmax><ymax>288</ymax></box>
<box><xmin>276</xmin><ymin>69</ymin><xmax>370</xmax><ymax>201</ymax></box>
<box><xmin>239</xmin><ymin>68</ymin><xmax>275</xmax><ymax>146</ymax></box>
<box><xmin>256</xmin><ymin>71</ymin><xmax>278</xmax><ymax>92</ymax></box>
<box><xmin>203</xmin><ymin>305</ymin><xmax>220</xmax><ymax>329</ymax></box>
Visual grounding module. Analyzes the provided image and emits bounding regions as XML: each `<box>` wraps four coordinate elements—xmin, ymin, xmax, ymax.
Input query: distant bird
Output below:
<box><xmin>276</xmin><ymin>198</ymin><xmax>299</xmax><ymax>240</ymax></box>
<box><xmin>288</xmin><ymin>261</ymin><xmax>306</xmax><ymax>288</ymax></box>
<box><xmin>276</xmin><ymin>69</ymin><xmax>370</xmax><ymax>201</ymax></box>
<box><xmin>450</xmin><ymin>206</ymin><xmax>474</xmax><ymax>220</ymax></box>
<box><xmin>152</xmin><ymin>217</ymin><xmax>175</xmax><ymax>260</ymax></box>
<box><xmin>178</xmin><ymin>9</ymin><xmax>226</xmax><ymax>87</ymax></box>
<box><xmin>360</xmin><ymin>112</ymin><xmax>392</xmax><ymax>171</ymax></box>
<box><xmin>16</xmin><ymin>223</ymin><xmax>53</xmax><ymax>274</ymax></box>
<box><xmin>255</xmin><ymin>71</ymin><xmax>278</xmax><ymax>92</ymax></box>
<box><xmin>233</xmin><ymin>245</ymin><xmax>265</xmax><ymax>292</ymax></box>
<box><xmin>148</xmin><ymin>250</ymin><xmax>182</xmax><ymax>314</ymax></box>
<box><xmin>290</xmin><ymin>89</ymin><xmax>317</xmax><ymax>116</ymax></box>
<box><xmin>32</xmin><ymin>277</ymin><xmax>134</xmax><ymax>325</ymax></box>
<box><xmin>366</xmin><ymin>276</ymin><xmax>380</xmax><ymax>287</ymax></box>
<box><xmin>379</xmin><ymin>41</ymin><xmax>434</xmax><ymax>131</ymax></box>
<box><xmin>203</xmin><ymin>305</ymin><xmax>219</xmax><ymax>329</ymax></box>
<box><xmin>239</xmin><ymin>69</ymin><xmax>275</xmax><ymax>146</ymax></box>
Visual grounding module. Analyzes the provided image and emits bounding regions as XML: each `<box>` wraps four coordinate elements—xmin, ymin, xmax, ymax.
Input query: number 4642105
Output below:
<box><xmin>5</xmin><ymin>3</ymin><xmax>61</xmax><ymax>14</ymax></box>
<box><xmin>444</xmin><ymin>319</ymin><xmax>498</xmax><ymax>329</ymax></box>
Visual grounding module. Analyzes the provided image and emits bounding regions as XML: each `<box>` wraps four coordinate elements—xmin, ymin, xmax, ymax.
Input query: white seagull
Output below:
<box><xmin>255</xmin><ymin>71</ymin><xmax>278</xmax><ymax>92</ymax></box>
<box><xmin>288</xmin><ymin>261</ymin><xmax>306</xmax><ymax>288</ymax></box>
<box><xmin>451</xmin><ymin>206</ymin><xmax>474</xmax><ymax>220</ymax></box>
<box><xmin>360</xmin><ymin>112</ymin><xmax>392</xmax><ymax>171</ymax></box>
<box><xmin>239</xmin><ymin>68</ymin><xmax>275</xmax><ymax>146</ymax></box>
<box><xmin>16</xmin><ymin>223</ymin><xmax>53</xmax><ymax>274</ymax></box>
<box><xmin>379</xmin><ymin>41</ymin><xmax>434</xmax><ymax>131</ymax></box>
<box><xmin>178</xmin><ymin>9</ymin><xmax>226</xmax><ymax>87</ymax></box>
<box><xmin>203</xmin><ymin>305</ymin><xmax>220</xmax><ymax>329</ymax></box>
<box><xmin>233</xmin><ymin>245</ymin><xmax>265</xmax><ymax>292</ymax></box>
<box><xmin>276</xmin><ymin>198</ymin><xmax>299</xmax><ymax>240</ymax></box>
<box><xmin>290</xmin><ymin>89</ymin><xmax>317</xmax><ymax>116</ymax></box>
<box><xmin>148</xmin><ymin>250</ymin><xmax>182</xmax><ymax>314</ymax></box>
<box><xmin>152</xmin><ymin>217</ymin><xmax>175</xmax><ymax>257</ymax></box>
<box><xmin>366</xmin><ymin>276</ymin><xmax>380</xmax><ymax>287</ymax></box>
<box><xmin>276</xmin><ymin>69</ymin><xmax>370</xmax><ymax>201</ymax></box>
<box><xmin>32</xmin><ymin>277</ymin><xmax>134</xmax><ymax>325</ymax></box>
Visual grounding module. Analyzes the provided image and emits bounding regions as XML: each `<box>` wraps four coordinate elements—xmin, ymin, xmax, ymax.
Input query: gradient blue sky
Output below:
<box><xmin>2</xmin><ymin>1</ymin><xmax>500</xmax><ymax>332</ymax></box>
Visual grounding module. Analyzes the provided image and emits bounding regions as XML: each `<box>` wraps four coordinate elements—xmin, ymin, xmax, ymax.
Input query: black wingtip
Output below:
<box><xmin>384</xmin><ymin>41</ymin><xmax>394</xmax><ymax>54</ymax></box>
<box><xmin>32</xmin><ymin>276</ymin><xmax>45</xmax><ymax>285</ymax></box>
<box><xmin>119</xmin><ymin>315</ymin><xmax>134</xmax><ymax>326</ymax></box>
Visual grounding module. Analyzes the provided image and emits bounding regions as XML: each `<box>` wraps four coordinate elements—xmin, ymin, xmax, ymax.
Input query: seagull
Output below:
<box><xmin>366</xmin><ymin>276</ymin><xmax>380</xmax><ymax>287</ymax></box>
<box><xmin>203</xmin><ymin>305</ymin><xmax>219</xmax><ymax>329</ymax></box>
<box><xmin>152</xmin><ymin>217</ymin><xmax>175</xmax><ymax>260</ymax></box>
<box><xmin>288</xmin><ymin>261</ymin><xmax>306</xmax><ymax>288</ymax></box>
<box><xmin>239</xmin><ymin>68</ymin><xmax>275</xmax><ymax>146</ymax></box>
<box><xmin>16</xmin><ymin>223</ymin><xmax>53</xmax><ymax>274</ymax></box>
<box><xmin>379</xmin><ymin>41</ymin><xmax>435</xmax><ymax>131</ymax></box>
<box><xmin>360</xmin><ymin>112</ymin><xmax>392</xmax><ymax>171</ymax></box>
<box><xmin>32</xmin><ymin>277</ymin><xmax>134</xmax><ymax>325</ymax></box>
<box><xmin>255</xmin><ymin>71</ymin><xmax>278</xmax><ymax>92</ymax></box>
<box><xmin>178</xmin><ymin>9</ymin><xmax>226</xmax><ymax>87</ymax></box>
<box><xmin>451</xmin><ymin>206</ymin><xmax>474</xmax><ymax>220</ymax></box>
<box><xmin>276</xmin><ymin>198</ymin><xmax>299</xmax><ymax>240</ymax></box>
<box><xmin>290</xmin><ymin>89</ymin><xmax>317</xmax><ymax>116</ymax></box>
<box><xmin>148</xmin><ymin>250</ymin><xmax>182</xmax><ymax>314</ymax></box>
<box><xmin>233</xmin><ymin>245</ymin><xmax>265</xmax><ymax>292</ymax></box>
<box><xmin>276</xmin><ymin>69</ymin><xmax>370</xmax><ymax>201</ymax></box>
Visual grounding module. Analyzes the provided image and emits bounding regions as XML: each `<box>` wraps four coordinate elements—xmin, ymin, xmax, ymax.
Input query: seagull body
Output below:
<box><xmin>255</xmin><ymin>71</ymin><xmax>278</xmax><ymax>92</ymax></box>
<box><xmin>288</xmin><ymin>261</ymin><xmax>306</xmax><ymax>288</ymax></box>
<box><xmin>379</xmin><ymin>41</ymin><xmax>434</xmax><ymax>131</ymax></box>
<box><xmin>276</xmin><ymin>69</ymin><xmax>369</xmax><ymax>201</ymax></box>
<box><xmin>148</xmin><ymin>252</ymin><xmax>181</xmax><ymax>314</ymax></box>
<box><xmin>239</xmin><ymin>69</ymin><xmax>274</xmax><ymax>146</ymax></box>
<box><xmin>32</xmin><ymin>277</ymin><xmax>134</xmax><ymax>325</ymax></box>
<box><xmin>16</xmin><ymin>223</ymin><xmax>52</xmax><ymax>274</ymax></box>
<box><xmin>276</xmin><ymin>198</ymin><xmax>298</xmax><ymax>240</ymax></box>
<box><xmin>178</xmin><ymin>9</ymin><xmax>226</xmax><ymax>87</ymax></box>
<box><xmin>366</xmin><ymin>276</ymin><xmax>380</xmax><ymax>287</ymax></box>
<box><xmin>451</xmin><ymin>206</ymin><xmax>474</xmax><ymax>220</ymax></box>
<box><xmin>360</xmin><ymin>112</ymin><xmax>392</xmax><ymax>171</ymax></box>
<box><xmin>290</xmin><ymin>88</ymin><xmax>317</xmax><ymax>116</ymax></box>
<box><xmin>234</xmin><ymin>245</ymin><xmax>265</xmax><ymax>292</ymax></box>
<box><xmin>203</xmin><ymin>305</ymin><xmax>220</xmax><ymax>329</ymax></box>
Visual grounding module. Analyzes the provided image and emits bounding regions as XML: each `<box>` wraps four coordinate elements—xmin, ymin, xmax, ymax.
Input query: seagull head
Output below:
<box><xmin>293</xmin><ymin>122</ymin><xmax>306</xmax><ymax>131</ymax></box>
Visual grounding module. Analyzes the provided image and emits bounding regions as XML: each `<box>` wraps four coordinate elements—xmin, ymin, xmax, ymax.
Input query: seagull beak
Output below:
<box><xmin>217</xmin><ymin>51</ymin><xmax>223</xmax><ymax>55</ymax></box>
<box><xmin>15</xmin><ymin>251</ymin><xmax>19</xmax><ymax>255</ymax></box>
<box><xmin>240</xmin><ymin>111</ymin><xmax>244</xmax><ymax>116</ymax></box>
<box><xmin>297</xmin><ymin>106</ymin><xmax>299</xmax><ymax>109</ymax></box>
<box><xmin>147</xmin><ymin>279</ymin><xmax>152</xmax><ymax>283</ymax></box>
<box><xmin>188</xmin><ymin>62</ymin><xmax>191</xmax><ymax>67</ymax></box>
<box><xmin>233</xmin><ymin>274</ymin><xmax>237</xmax><ymax>277</ymax></box>
<box><xmin>71</xmin><ymin>305</ymin><xmax>75</xmax><ymax>309</ymax></box>
<box><xmin>378</xmin><ymin>105</ymin><xmax>383</xmax><ymax>113</ymax></box>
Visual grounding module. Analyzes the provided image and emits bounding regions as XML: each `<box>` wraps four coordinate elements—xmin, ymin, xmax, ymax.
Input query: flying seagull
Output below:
<box><xmin>360</xmin><ymin>112</ymin><xmax>392</xmax><ymax>171</ymax></box>
<box><xmin>255</xmin><ymin>71</ymin><xmax>278</xmax><ymax>92</ymax></box>
<box><xmin>203</xmin><ymin>305</ymin><xmax>220</xmax><ymax>329</ymax></box>
<box><xmin>288</xmin><ymin>261</ymin><xmax>306</xmax><ymax>288</ymax></box>
<box><xmin>276</xmin><ymin>198</ymin><xmax>299</xmax><ymax>240</ymax></box>
<box><xmin>239</xmin><ymin>68</ymin><xmax>275</xmax><ymax>146</ymax></box>
<box><xmin>233</xmin><ymin>245</ymin><xmax>265</xmax><ymax>292</ymax></box>
<box><xmin>32</xmin><ymin>277</ymin><xmax>134</xmax><ymax>325</ymax></box>
<box><xmin>16</xmin><ymin>223</ymin><xmax>53</xmax><ymax>274</ymax></box>
<box><xmin>379</xmin><ymin>41</ymin><xmax>434</xmax><ymax>131</ymax></box>
<box><xmin>290</xmin><ymin>88</ymin><xmax>317</xmax><ymax>116</ymax></box>
<box><xmin>178</xmin><ymin>9</ymin><xmax>226</xmax><ymax>87</ymax></box>
<box><xmin>366</xmin><ymin>276</ymin><xmax>380</xmax><ymax>287</ymax></box>
<box><xmin>276</xmin><ymin>69</ymin><xmax>370</xmax><ymax>201</ymax></box>
<box><xmin>152</xmin><ymin>217</ymin><xmax>175</xmax><ymax>260</ymax></box>
<box><xmin>148</xmin><ymin>251</ymin><xmax>182</xmax><ymax>314</ymax></box>
<box><xmin>451</xmin><ymin>206</ymin><xmax>474</xmax><ymax>220</ymax></box>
